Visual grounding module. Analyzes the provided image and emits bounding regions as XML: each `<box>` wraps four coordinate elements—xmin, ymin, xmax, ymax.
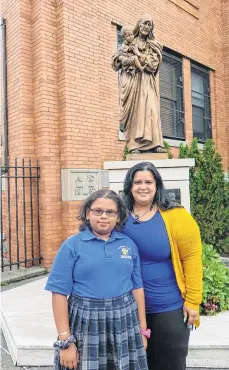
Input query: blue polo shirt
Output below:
<box><xmin>45</xmin><ymin>228</ymin><xmax>143</xmax><ymax>298</ymax></box>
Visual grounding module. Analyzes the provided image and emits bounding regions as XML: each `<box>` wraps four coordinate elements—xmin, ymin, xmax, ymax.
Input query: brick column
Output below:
<box><xmin>32</xmin><ymin>0</ymin><xmax>62</xmax><ymax>268</ymax></box>
<box><xmin>182</xmin><ymin>58</ymin><xmax>193</xmax><ymax>144</ymax></box>
<box><xmin>1</xmin><ymin>0</ymin><xmax>37</xmax><ymax>265</ymax></box>
<box><xmin>0</xmin><ymin>0</ymin><xmax>35</xmax><ymax>160</ymax></box>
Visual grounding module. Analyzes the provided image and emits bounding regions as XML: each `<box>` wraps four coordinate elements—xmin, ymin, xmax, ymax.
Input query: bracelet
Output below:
<box><xmin>140</xmin><ymin>328</ymin><xmax>151</xmax><ymax>339</ymax></box>
<box><xmin>58</xmin><ymin>330</ymin><xmax>70</xmax><ymax>337</ymax></box>
<box><xmin>53</xmin><ymin>335</ymin><xmax>76</xmax><ymax>350</ymax></box>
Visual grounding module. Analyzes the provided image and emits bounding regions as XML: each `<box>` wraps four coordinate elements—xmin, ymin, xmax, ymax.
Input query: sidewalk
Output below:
<box><xmin>1</xmin><ymin>276</ymin><xmax>229</xmax><ymax>368</ymax></box>
<box><xmin>1</xmin><ymin>275</ymin><xmax>51</xmax><ymax>370</ymax></box>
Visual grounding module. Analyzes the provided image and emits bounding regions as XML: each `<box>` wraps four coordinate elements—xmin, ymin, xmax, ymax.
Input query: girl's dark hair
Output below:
<box><xmin>79</xmin><ymin>189</ymin><xmax>128</xmax><ymax>231</ymax></box>
<box><xmin>123</xmin><ymin>162</ymin><xmax>182</xmax><ymax>211</ymax></box>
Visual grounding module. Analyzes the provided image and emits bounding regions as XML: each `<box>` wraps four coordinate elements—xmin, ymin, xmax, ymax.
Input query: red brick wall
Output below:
<box><xmin>1</xmin><ymin>0</ymin><xmax>228</xmax><ymax>267</ymax></box>
<box><xmin>31</xmin><ymin>0</ymin><xmax>62</xmax><ymax>266</ymax></box>
<box><xmin>1</xmin><ymin>0</ymin><xmax>62</xmax><ymax>267</ymax></box>
<box><xmin>0</xmin><ymin>0</ymin><xmax>35</xmax><ymax>160</ymax></box>
<box><xmin>51</xmin><ymin>0</ymin><xmax>228</xmax><ymax>168</ymax></box>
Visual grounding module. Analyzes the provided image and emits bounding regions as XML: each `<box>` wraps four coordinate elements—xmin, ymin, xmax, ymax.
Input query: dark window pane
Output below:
<box><xmin>191</xmin><ymin>66</ymin><xmax>212</xmax><ymax>142</ymax></box>
<box><xmin>160</xmin><ymin>80</ymin><xmax>177</xmax><ymax>101</ymax></box>
<box><xmin>192</xmin><ymin>106</ymin><xmax>205</xmax><ymax>140</ymax></box>
<box><xmin>160</xmin><ymin>52</ymin><xmax>184</xmax><ymax>139</ymax></box>
<box><xmin>160</xmin><ymin>60</ymin><xmax>177</xmax><ymax>85</ymax></box>
<box><xmin>192</xmin><ymin>91</ymin><xmax>205</xmax><ymax>108</ymax></box>
<box><xmin>161</xmin><ymin>99</ymin><xmax>177</xmax><ymax>137</ymax></box>
<box><xmin>117</xmin><ymin>30</ymin><xmax>122</xmax><ymax>49</ymax></box>
<box><xmin>205</xmin><ymin>94</ymin><xmax>211</xmax><ymax>118</ymax></box>
<box><xmin>191</xmin><ymin>71</ymin><xmax>204</xmax><ymax>94</ymax></box>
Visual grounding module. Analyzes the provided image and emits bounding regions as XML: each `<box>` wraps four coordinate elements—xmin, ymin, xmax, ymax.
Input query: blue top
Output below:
<box><xmin>45</xmin><ymin>228</ymin><xmax>143</xmax><ymax>298</ymax></box>
<box><xmin>121</xmin><ymin>211</ymin><xmax>184</xmax><ymax>313</ymax></box>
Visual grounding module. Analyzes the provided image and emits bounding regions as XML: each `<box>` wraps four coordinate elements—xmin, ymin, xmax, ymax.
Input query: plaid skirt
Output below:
<box><xmin>54</xmin><ymin>291</ymin><xmax>148</xmax><ymax>370</ymax></box>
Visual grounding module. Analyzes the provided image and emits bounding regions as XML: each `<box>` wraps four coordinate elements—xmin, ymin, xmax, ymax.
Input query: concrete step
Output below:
<box><xmin>1</xmin><ymin>277</ymin><xmax>55</xmax><ymax>366</ymax></box>
<box><xmin>187</xmin><ymin>311</ymin><xmax>229</xmax><ymax>369</ymax></box>
<box><xmin>1</xmin><ymin>277</ymin><xmax>229</xmax><ymax>367</ymax></box>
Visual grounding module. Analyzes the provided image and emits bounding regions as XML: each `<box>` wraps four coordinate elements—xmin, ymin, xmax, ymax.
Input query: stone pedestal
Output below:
<box><xmin>104</xmin><ymin>159</ymin><xmax>195</xmax><ymax>212</ymax></box>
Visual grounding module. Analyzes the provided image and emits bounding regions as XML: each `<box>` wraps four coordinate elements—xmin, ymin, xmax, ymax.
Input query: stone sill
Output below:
<box><xmin>169</xmin><ymin>0</ymin><xmax>199</xmax><ymax>19</ymax></box>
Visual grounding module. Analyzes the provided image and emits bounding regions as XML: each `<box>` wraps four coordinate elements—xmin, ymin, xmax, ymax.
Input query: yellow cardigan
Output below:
<box><xmin>159</xmin><ymin>207</ymin><xmax>203</xmax><ymax>327</ymax></box>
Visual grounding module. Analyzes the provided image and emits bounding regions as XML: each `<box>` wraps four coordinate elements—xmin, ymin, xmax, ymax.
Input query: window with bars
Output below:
<box><xmin>117</xmin><ymin>26</ymin><xmax>122</xmax><ymax>50</ymax></box>
<box><xmin>116</xmin><ymin>27</ymin><xmax>122</xmax><ymax>84</ymax></box>
<box><xmin>160</xmin><ymin>52</ymin><xmax>185</xmax><ymax>140</ymax></box>
<box><xmin>191</xmin><ymin>65</ymin><xmax>212</xmax><ymax>142</ymax></box>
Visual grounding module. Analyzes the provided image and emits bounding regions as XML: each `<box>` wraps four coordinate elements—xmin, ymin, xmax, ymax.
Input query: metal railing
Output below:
<box><xmin>0</xmin><ymin>159</ymin><xmax>41</xmax><ymax>271</ymax></box>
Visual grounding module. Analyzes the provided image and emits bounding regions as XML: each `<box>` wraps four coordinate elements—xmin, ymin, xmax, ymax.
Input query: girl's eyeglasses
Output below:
<box><xmin>90</xmin><ymin>208</ymin><xmax>118</xmax><ymax>218</ymax></box>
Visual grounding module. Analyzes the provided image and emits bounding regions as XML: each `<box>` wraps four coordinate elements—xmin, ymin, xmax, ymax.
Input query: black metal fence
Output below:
<box><xmin>0</xmin><ymin>159</ymin><xmax>41</xmax><ymax>271</ymax></box>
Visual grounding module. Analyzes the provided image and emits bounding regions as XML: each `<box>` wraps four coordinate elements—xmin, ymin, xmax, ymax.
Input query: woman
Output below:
<box><xmin>121</xmin><ymin>162</ymin><xmax>203</xmax><ymax>370</ymax></box>
<box><xmin>112</xmin><ymin>14</ymin><xmax>166</xmax><ymax>153</ymax></box>
<box><xmin>45</xmin><ymin>189</ymin><xmax>149</xmax><ymax>370</ymax></box>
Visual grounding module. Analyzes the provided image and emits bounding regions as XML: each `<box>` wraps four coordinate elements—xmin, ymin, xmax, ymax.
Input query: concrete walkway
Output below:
<box><xmin>1</xmin><ymin>277</ymin><xmax>229</xmax><ymax>368</ymax></box>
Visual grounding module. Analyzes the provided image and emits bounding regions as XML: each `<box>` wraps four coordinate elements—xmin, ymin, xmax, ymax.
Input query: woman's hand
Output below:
<box><xmin>183</xmin><ymin>306</ymin><xmax>198</xmax><ymax>327</ymax></box>
<box><xmin>141</xmin><ymin>334</ymin><xmax>148</xmax><ymax>350</ymax></box>
<box><xmin>60</xmin><ymin>342</ymin><xmax>79</xmax><ymax>369</ymax></box>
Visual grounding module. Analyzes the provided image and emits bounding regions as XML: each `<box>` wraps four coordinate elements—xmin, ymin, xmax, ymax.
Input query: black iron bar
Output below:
<box><xmin>22</xmin><ymin>159</ymin><xmax>27</xmax><ymax>267</ymax></box>
<box><xmin>0</xmin><ymin>169</ymin><xmax>3</xmax><ymax>272</ymax></box>
<box><xmin>29</xmin><ymin>159</ymin><xmax>34</xmax><ymax>265</ymax></box>
<box><xmin>15</xmin><ymin>158</ymin><xmax>19</xmax><ymax>268</ymax></box>
<box><xmin>36</xmin><ymin>160</ymin><xmax>41</xmax><ymax>264</ymax></box>
<box><xmin>7</xmin><ymin>168</ymin><xmax>12</xmax><ymax>270</ymax></box>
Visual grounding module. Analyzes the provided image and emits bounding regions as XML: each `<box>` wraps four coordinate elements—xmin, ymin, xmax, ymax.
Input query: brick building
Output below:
<box><xmin>0</xmin><ymin>0</ymin><xmax>228</xmax><ymax>268</ymax></box>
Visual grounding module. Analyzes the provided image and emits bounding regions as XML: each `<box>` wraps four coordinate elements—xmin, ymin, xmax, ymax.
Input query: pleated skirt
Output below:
<box><xmin>54</xmin><ymin>291</ymin><xmax>148</xmax><ymax>370</ymax></box>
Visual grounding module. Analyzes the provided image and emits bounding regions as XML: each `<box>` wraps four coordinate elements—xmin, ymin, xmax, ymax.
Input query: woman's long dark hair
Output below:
<box><xmin>79</xmin><ymin>189</ymin><xmax>128</xmax><ymax>231</ymax></box>
<box><xmin>123</xmin><ymin>162</ymin><xmax>182</xmax><ymax>211</ymax></box>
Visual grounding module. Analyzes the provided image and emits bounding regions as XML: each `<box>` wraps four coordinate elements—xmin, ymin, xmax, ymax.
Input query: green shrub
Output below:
<box><xmin>201</xmin><ymin>244</ymin><xmax>229</xmax><ymax>315</ymax></box>
<box><xmin>163</xmin><ymin>141</ymin><xmax>173</xmax><ymax>159</ymax></box>
<box><xmin>179</xmin><ymin>138</ymin><xmax>229</xmax><ymax>253</ymax></box>
<box><xmin>123</xmin><ymin>144</ymin><xmax>129</xmax><ymax>161</ymax></box>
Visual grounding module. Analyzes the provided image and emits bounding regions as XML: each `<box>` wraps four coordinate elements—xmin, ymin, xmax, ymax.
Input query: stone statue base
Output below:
<box><xmin>126</xmin><ymin>153</ymin><xmax>168</xmax><ymax>161</ymax></box>
<box><xmin>104</xmin><ymin>158</ymin><xmax>195</xmax><ymax>213</ymax></box>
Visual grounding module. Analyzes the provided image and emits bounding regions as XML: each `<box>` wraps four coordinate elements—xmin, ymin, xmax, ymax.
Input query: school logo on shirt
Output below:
<box><xmin>118</xmin><ymin>246</ymin><xmax>132</xmax><ymax>259</ymax></box>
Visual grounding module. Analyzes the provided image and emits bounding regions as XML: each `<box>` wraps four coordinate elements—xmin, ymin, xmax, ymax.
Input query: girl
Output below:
<box><xmin>45</xmin><ymin>189</ymin><xmax>149</xmax><ymax>370</ymax></box>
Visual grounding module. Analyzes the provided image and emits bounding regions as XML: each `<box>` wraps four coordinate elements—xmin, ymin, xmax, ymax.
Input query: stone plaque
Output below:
<box><xmin>164</xmin><ymin>188</ymin><xmax>181</xmax><ymax>204</ymax></box>
<box><xmin>61</xmin><ymin>169</ymin><xmax>109</xmax><ymax>201</ymax></box>
<box><xmin>71</xmin><ymin>171</ymin><xmax>99</xmax><ymax>200</ymax></box>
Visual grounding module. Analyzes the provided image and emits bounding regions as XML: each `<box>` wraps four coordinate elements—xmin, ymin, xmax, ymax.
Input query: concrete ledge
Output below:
<box><xmin>1</xmin><ymin>277</ymin><xmax>55</xmax><ymax>366</ymax></box>
<box><xmin>1</xmin><ymin>265</ymin><xmax>47</xmax><ymax>285</ymax></box>
<box><xmin>187</xmin><ymin>348</ymin><xmax>229</xmax><ymax>368</ymax></box>
<box><xmin>104</xmin><ymin>158</ymin><xmax>195</xmax><ymax>169</ymax></box>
